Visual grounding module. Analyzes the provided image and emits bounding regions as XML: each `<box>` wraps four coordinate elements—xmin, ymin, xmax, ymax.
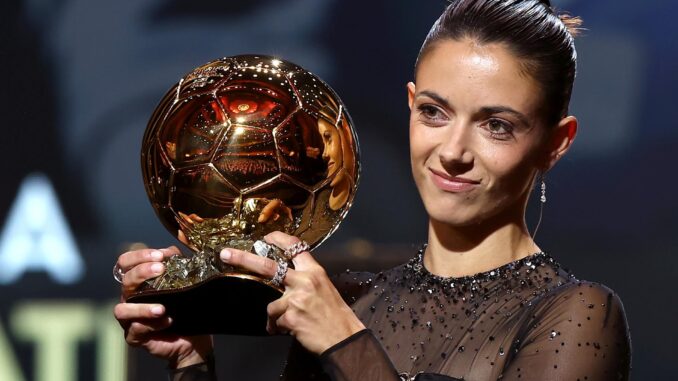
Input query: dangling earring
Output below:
<box><xmin>531</xmin><ymin>173</ymin><xmax>546</xmax><ymax>240</ymax></box>
<box><xmin>540</xmin><ymin>177</ymin><xmax>547</xmax><ymax>203</ymax></box>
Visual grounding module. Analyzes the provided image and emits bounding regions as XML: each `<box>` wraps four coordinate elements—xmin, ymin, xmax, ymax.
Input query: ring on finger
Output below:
<box><xmin>284</xmin><ymin>241</ymin><xmax>310</xmax><ymax>260</ymax></box>
<box><xmin>269</xmin><ymin>260</ymin><xmax>288</xmax><ymax>288</ymax></box>
<box><xmin>113</xmin><ymin>263</ymin><xmax>125</xmax><ymax>284</ymax></box>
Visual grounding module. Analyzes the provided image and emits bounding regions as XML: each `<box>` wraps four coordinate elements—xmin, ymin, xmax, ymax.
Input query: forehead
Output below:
<box><xmin>318</xmin><ymin>119</ymin><xmax>333</xmax><ymax>131</ymax></box>
<box><xmin>417</xmin><ymin>39</ymin><xmax>542</xmax><ymax>116</ymax></box>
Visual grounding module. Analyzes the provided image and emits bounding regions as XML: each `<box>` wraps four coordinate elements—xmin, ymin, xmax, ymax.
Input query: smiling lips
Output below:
<box><xmin>327</xmin><ymin>160</ymin><xmax>336</xmax><ymax>173</ymax></box>
<box><xmin>428</xmin><ymin>168</ymin><xmax>480</xmax><ymax>192</ymax></box>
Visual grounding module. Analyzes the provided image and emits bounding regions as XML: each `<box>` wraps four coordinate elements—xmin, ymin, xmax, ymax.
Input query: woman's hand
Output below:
<box><xmin>113</xmin><ymin>246</ymin><xmax>213</xmax><ymax>369</ymax></box>
<box><xmin>257</xmin><ymin>198</ymin><xmax>293</xmax><ymax>224</ymax></box>
<box><xmin>220</xmin><ymin>231</ymin><xmax>366</xmax><ymax>355</ymax></box>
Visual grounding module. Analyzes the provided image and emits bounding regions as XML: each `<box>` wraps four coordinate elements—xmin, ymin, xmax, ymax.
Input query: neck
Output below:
<box><xmin>424</xmin><ymin>209</ymin><xmax>540</xmax><ymax>278</ymax></box>
<box><xmin>329</xmin><ymin>171</ymin><xmax>351</xmax><ymax>211</ymax></box>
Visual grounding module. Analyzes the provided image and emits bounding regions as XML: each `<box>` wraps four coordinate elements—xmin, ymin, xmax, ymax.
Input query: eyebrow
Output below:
<box><xmin>479</xmin><ymin>106</ymin><xmax>531</xmax><ymax>127</ymax></box>
<box><xmin>416</xmin><ymin>90</ymin><xmax>451</xmax><ymax>109</ymax></box>
<box><xmin>416</xmin><ymin>90</ymin><xmax>531</xmax><ymax>127</ymax></box>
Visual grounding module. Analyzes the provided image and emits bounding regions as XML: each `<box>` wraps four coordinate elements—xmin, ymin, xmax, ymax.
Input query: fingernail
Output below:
<box><xmin>151</xmin><ymin>263</ymin><xmax>164</xmax><ymax>274</ymax></box>
<box><xmin>151</xmin><ymin>305</ymin><xmax>164</xmax><ymax>316</ymax></box>
<box><xmin>220</xmin><ymin>249</ymin><xmax>231</xmax><ymax>261</ymax></box>
<box><xmin>150</xmin><ymin>251</ymin><xmax>163</xmax><ymax>260</ymax></box>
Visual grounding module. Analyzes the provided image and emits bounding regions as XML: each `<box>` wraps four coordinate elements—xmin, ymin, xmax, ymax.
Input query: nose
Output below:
<box><xmin>322</xmin><ymin>145</ymin><xmax>330</xmax><ymax>161</ymax></box>
<box><xmin>438</xmin><ymin>122</ymin><xmax>474</xmax><ymax>173</ymax></box>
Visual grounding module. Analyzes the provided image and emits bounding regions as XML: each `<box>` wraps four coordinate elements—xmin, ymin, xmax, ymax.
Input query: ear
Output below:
<box><xmin>407</xmin><ymin>82</ymin><xmax>416</xmax><ymax>110</ymax></box>
<box><xmin>543</xmin><ymin>115</ymin><xmax>578</xmax><ymax>172</ymax></box>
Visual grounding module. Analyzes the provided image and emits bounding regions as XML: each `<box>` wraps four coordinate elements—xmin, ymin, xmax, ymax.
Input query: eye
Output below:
<box><xmin>417</xmin><ymin>104</ymin><xmax>447</xmax><ymax>125</ymax></box>
<box><xmin>483</xmin><ymin>119</ymin><xmax>514</xmax><ymax>140</ymax></box>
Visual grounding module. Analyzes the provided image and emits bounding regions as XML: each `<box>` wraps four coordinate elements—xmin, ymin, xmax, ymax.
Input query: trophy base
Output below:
<box><xmin>127</xmin><ymin>274</ymin><xmax>282</xmax><ymax>336</ymax></box>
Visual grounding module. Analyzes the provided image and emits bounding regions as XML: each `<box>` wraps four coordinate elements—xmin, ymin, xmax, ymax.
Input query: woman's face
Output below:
<box><xmin>409</xmin><ymin>39</ymin><xmax>553</xmax><ymax>227</ymax></box>
<box><xmin>318</xmin><ymin>118</ymin><xmax>343</xmax><ymax>178</ymax></box>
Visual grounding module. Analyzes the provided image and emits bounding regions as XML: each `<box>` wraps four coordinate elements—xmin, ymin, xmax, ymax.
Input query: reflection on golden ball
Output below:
<box><xmin>141</xmin><ymin>55</ymin><xmax>360</xmax><ymax>253</ymax></box>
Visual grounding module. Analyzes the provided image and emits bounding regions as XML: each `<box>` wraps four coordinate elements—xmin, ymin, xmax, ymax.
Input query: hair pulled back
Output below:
<box><xmin>415</xmin><ymin>0</ymin><xmax>583</xmax><ymax>125</ymax></box>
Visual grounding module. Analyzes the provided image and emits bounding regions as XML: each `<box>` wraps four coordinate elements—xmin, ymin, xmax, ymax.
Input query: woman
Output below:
<box><xmin>317</xmin><ymin>115</ymin><xmax>356</xmax><ymax>212</ymax></box>
<box><xmin>114</xmin><ymin>0</ymin><xmax>632</xmax><ymax>380</ymax></box>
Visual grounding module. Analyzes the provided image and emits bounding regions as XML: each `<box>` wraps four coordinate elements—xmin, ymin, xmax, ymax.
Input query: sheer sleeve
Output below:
<box><xmin>501</xmin><ymin>281</ymin><xmax>631</xmax><ymax>380</ymax></box>
<box><xmin>319</xmin><ymin>329</ymin><xmax>401</xmax><ymax>381</ymax></box>
<box><xmin>280</xmin><ymin>272</ymin><xmax>403</xmax><ymax>381</ymax></box>
<box><xmin>167</xmin><ymin>355</ymin><xmax>217</xmax><ymax>381</ymax></box>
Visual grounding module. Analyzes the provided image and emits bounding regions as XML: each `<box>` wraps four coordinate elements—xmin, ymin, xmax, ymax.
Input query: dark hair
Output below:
<box><xmin>415</xmin><ymin>0</ymin><xmax>583</xmax><ymax>125</ymax></box>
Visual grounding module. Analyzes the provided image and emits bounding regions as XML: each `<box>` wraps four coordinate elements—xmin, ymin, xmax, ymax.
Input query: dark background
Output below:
<box><xmin>0</xmin><ymin>0</ymin><xmax>675</xmax><ymax>379</ymax></box>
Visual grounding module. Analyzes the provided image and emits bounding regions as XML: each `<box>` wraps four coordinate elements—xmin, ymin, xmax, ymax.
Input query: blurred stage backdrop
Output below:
<box><xmin>0</xmin><ymin>0</ymin><xmax>675</xmax><ymax>379</ymax></box>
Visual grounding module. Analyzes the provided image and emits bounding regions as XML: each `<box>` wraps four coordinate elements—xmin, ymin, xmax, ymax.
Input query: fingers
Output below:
<box><xmin>117</xmin><ymin>246</ymin><xmax>179</xmax><ymax>273</ymax></box>
<box><xmin>266</xmin><ymin>298</ymin><xmax>288</xmax><ymax>335</ymax></box>
<box><xmin>264</xmin><ymin>230</ymin><xmax>298</xmax><ymax>249</ymax></box>
<box><xmin>275</xmin><ymin>313</ymin><xmax>295</xmax><ymax>336</ymax></box>
<box><xmin>117</xmin><ymin>249</ymin><xmax>163</xmax><ymax>273</ymax></box>
<box><xmin>258</xmin><ymin>199</ymin><xmax>293</xmax><ymax>224</ymax></box>
<box><xmin>117</xmin><ymin>246</ymin><xmax>180</xmax><ymax>299</ymax></box>
<box><xmin>222</xmin><ymin>232</ymin><xmax>327</xmax><ymax>291</ymax></box>
<box><xmin>267</xmin><ymin>298</ymin><xmax>287</xmax><ymax>320</ymax></box>
<box><xmin>220</xmin><ymin>247</ymin><xmax>285</xmax><ymax>279</ymax></box>
<box><xmin>220</xmin><ymin>245</ymin><xmax>325</xmax><ymax>292</ymax></box>
<box><xmin>264</xmin><ymin>231</ymin><xmax>318</xmax><ymax>270</ymax></box>
<box><xmin>125</xmin><ymin>317</ymin><xmax>173</xmax><ymax>346</ymax></box>
<box><xmin>288</xmin><ymin>251</ymin><xmax>317</xmax><ymax>271</ymax></box>
<box><xmin>177</xmin><ymin>231</ymin><xmax>198</xmax><ymax>251</ymax></box>
<box><xmin>114</xmin><ymin>303</ymin><xmax>165</xmax><ymax>321</ymax></box>
<box><xmin>177</xmin><ymin>230</ymin><xmax>189</xmax><ymax>246</ymax></box>
<box><xmin>187</xmin><ymin>213</ymin><xmax>204</xmax><ymax>223</ymax></box>
<box><xmin>178</xmin><ymin>211</ymin><xmax>204</xmax><ymax>225</ymax></box>
<box><xmin>258</xmin><ymin>199</ymin><xmax>281</xmax><ymax>223</ymax></box>
<box><xmin>114</xmin><ymin>303</ymin><xmax>173</xmax><ymax>345</ymax></box>
<box><xmin>280</xmin><ymin>204</ymin><xmax>293</xmax><ymax>222</ymax></box>
<box><xmin>122</xmin><ymin>261</ymin><xmax>166</xmax><ymax>296</ymax></box>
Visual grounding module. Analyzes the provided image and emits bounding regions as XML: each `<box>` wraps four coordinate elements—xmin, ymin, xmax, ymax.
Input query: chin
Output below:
<box><xmin>421</xmin><ymin>195</ymin><xmax>473</xmax><ymax>224</ymax></box>
<box><xmin>426</xmin><ymin>193</ymin><xmax>527</xmax><ymax>230</ymax></box>
<box><xmin>428</xmin><ymin>208</ymin><xmax>484</xmax><ymax>228</ymax></box>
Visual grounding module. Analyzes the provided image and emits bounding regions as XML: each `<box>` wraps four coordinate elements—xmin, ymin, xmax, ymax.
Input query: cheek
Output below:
<box><xmin>481</xmin><ymin>145</ymin><xmax>538</xmax><ymax>193</ymax></box>
<box><xmin>409</xmin><ymin>121</ymin><xmax>434</xmax><ymax>164</ymax></box>
<box><xmin>330</xmin><ymin>142</ymin><xmax>342</xmax><ymax>164</ymax></box>
<box><xmin>408</xmin><ymin>113</ymin><xmax>419</xmax><ymax>146</ymax></box>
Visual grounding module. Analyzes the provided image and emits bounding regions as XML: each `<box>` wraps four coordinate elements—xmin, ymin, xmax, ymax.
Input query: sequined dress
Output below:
<box><xmin>170</xmin><ymin>250</ymin><xmax>631</xmax><ymax>380</ymax></box>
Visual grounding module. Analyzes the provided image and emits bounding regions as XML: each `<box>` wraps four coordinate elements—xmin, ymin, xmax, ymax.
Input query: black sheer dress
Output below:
<box><xmin>170</xmin><ymin>249</ymin><xmax>631</xmax><ymax>380</ymax></box>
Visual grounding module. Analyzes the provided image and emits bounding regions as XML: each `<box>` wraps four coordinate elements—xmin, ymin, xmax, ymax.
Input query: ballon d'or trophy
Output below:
<box><xmin>127</xmin><ymin>55</ymin><xmax>360</xmax><ymax>335</ymax></box>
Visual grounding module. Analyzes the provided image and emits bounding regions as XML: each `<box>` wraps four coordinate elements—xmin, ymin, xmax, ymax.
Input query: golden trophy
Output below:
<box><xmin>127</xmin><ymin>55</ymin><xmax>360</xmax><ymax>335</ymax></box>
